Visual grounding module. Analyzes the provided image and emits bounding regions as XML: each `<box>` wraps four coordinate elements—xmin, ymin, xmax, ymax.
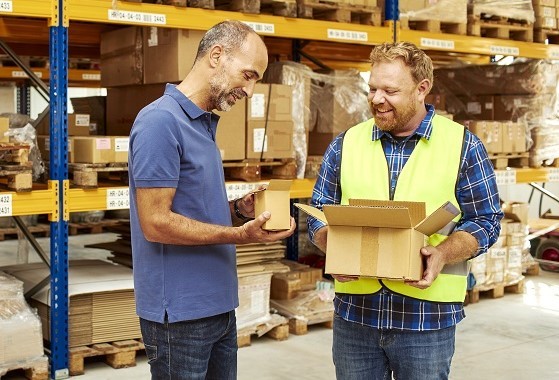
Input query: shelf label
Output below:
<box><xmin>495</xmin><ymin>169</ymin><xmax>516</xmax><ymax>185</ymax></box>
<box><xmin>420</xmin><ymin>38</ymin><xmax>455</xmax><ymax>50</ymax></box>
<box><xmin>243</xmin><ymin>22</ymin><xmax>275</xmax><ymax>34</ymax></box>
<box><xmin>548</xmin><ymin>47</ymin><xmax>559</xmax><ymax>59</ymax></box>
<box><xmin>548</xmin><ymin>168</ymin><xmax>559</xmax><ymax>182</ymax></box>
<box><xmin>489</xmin><ymin>45</ymin><xmax>519</xmax><ymax>56</ymax></box>
<box><xmin>327</xmin><ymin>29</ymin><xmax>368</xmax><ymax>42</ymax></box>
<box><xmin>225</xmin><ymin>182</ymin><xmax>268</xmax><ymax>201</ymax></box>
<box><xmin>0</xmin><ymin>1</ymin><xmax>12</xmax><ymax>12</ymax></box>
<box><xmin>0</xmin><ymin>194</ymin><xmax>12</xmax><ymax>217</ymax></box>
<box><xmin>106</xmin><ymin>188</ymin><xmax>130</xmax><ymax>210</ymax></box>
<box><xmin>12</xmin><ymin>71</ymin><xmax>42</xmax><ymax>78</ymax></box>
<box><xmin>108</xmin><ymin>9</ymin><xmax>166</xmax><ymax>25</ymax></box>
<box><xmin>82</xmin><ymin>73</ymin><xmax>101</xmax><ymax>81</ymax></box>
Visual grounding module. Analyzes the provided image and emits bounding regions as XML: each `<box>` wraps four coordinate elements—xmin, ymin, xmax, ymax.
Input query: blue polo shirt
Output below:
<box><xmin>129</xmin><ymin>84</ymin><xmax>237</xmax><ymax>323</ymax></box>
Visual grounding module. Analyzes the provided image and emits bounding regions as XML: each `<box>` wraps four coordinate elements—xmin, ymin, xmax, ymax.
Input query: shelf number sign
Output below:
<box><xmin>327</xmin><ymin>29</ymin><xmax>368</xmax><ymax>42</ymax></box>
<box><xmin>0</xmin><ymin>194</ymin><xmax>12</xmax><ymax>217</ymax></box>
<box><xmin>106</xmin><ymin>188</ymin><xmax>130</xmax><ymax>210</ymax></box>
<box><xmin>108</xmin><ymin>9</ymin><xmax>166</xmax><ymax>25</ymax></box>
<box><xmin>494</xmin><ymin>169</ymin><xmax>516</xmax><ymax>185</ymax></box>
<box><xmin>0</xmin><ymin>1</ymin><xmax>12</xmax><ymax>12</ymax></box>
<box><xmin>548</xmin><ymin>168</ymin><xmax>559</xmax><ymax>183</ymax></box>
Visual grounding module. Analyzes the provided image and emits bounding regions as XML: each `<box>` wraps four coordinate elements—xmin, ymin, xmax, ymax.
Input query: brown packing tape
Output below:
<box><xmin>361</xmin><ymin>227</ymin><xmax>378</xmax><ymax>276</ymax></box>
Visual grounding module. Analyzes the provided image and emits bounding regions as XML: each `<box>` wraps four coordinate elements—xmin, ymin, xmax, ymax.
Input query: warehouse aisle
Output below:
<box><xmin>1</xmin><ymin>234</ymin><xmax>559</xmax><ymax>379</ymax></box>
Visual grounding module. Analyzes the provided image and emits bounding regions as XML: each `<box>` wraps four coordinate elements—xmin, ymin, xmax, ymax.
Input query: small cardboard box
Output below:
<box><xmin>36</xmin><ymin>114</ymin><xmax>91</xmax><ymax>136</ymax></box>
<box><xmin>295</xmin><ymin>200</ymin><xmax>459</xmax><ymax>281</ymax></box>
<box><xmin>72</xmin><ymin>136</ymin><xmax>112</xmax><ymax>164</ymax></box>
<box><xmin>254</xmin><ymin>179</ymin><xmax>292</xmax><ymax>231</ymax></box>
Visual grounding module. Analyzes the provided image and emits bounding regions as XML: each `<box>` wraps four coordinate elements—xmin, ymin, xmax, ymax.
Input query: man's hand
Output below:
<box><xmin>237</xmin><ymin>211</ymin><xmax>296</xmax><ymax>243</ymax></box>
<box><xmin>405</xmin><ymin>245</ymin><xmax>446</xmax><ymax>289</ymax></box>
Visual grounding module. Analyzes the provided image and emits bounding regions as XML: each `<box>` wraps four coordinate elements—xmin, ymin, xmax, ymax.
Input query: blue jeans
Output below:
<box><xmin>332</xmin><ymin>314</ymin><xmax>455</xmax><ymax>380</ymax></box>
<box><xmin>140</xmin><ymin>311</ymin><xmax>237</xmax><ymax>380</ymax></box>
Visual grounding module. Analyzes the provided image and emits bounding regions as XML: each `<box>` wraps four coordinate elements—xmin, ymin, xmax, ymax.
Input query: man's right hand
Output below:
<box><xmin>238</xmin><ymin>211</ymin><xmax>296</xmax><ymax>243</ymax></box>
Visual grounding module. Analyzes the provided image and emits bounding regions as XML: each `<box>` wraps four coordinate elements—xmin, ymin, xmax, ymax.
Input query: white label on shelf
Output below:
<box><xmin>75</xmin><ymin>114</ymin><xmax>90</xmax><ymax>126</ymax></box>
<box><xmin>547</xmin><ymin>47</ymin><xmax>559</xmax><ymax>59</ymax></box>
<box><xmin>489</xmin><ymin>45</ymin><xmax>519</xmax><ymax>56</ymax></box>
<box><xmin>242</xmin><ymin>21</ymin><xmax>275</xmax><ymax>34</ymax></box>
<box><xmin>108</xmin><ymin>9</ymin><xmax>166</xmax><ymax>25</ymax></box>
<box><xmin>251</xmin><ymin>94</ymin><xmax>265</xmax><ymax>118</ymax></box>
<box><xmin>225</xmin><ymin>181</ymin><xmax>268</xmax><ymax>201</ymax></box>
<box><xmin>106</xmin><ymin>188</ymin><xmax>130</xmax><ymax>210</ymax></box>
<box><xmin>0</xmin><ymin>194</ymin><xmax>12</xmax><ymax>217</ymax></box>
<box><xmin>82</xmin><ymin>73</ymin><xmax>101</xmax><ymax>81</ymax></box>
<box><xmin>420</xmin><ymin>38</ymin><xmax>455</xmax><ymax>50</ymax></box>
<box><xmin>495</xmin><ymin>169</ymin><xmax>517</xmax><ymax>185</ymax></box>
<box><xmin>253</xmin><ymin>128</ymin><xmax>268</xmax><ymax>153</ymax></box>
<box><xmin>0</xmin><ymin>1</ymin><xmax>13</xmax><ymax>12</ymax></box>
<box><xmin>548</xmin><ymin>168</ymin><xmax>559</xmax><ymax>182</ymax></box>
<box><xmin>115</xmin><ymin>138</ymin><xmax>129</xmax><ymax>152</ymax></box>
<box><xmin>11</xmin><ymin>71</ymin><xmax>42</xmax><ymax>78</ymax></box>
<box><xmin>327</xmin><ymin>29</ymin><xmax>368</xmax><ymax>42</ymax></box>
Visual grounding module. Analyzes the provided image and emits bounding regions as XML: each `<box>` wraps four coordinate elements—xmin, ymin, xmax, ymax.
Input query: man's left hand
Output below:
<box><xmin>405</xmin><ymin>245</ymin><xmax>446</xmax><ymax>289</ymax></box>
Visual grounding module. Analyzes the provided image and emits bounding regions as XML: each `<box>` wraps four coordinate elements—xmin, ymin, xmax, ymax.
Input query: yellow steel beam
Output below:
<box><xmin>515</xmin><ymin>168</ymin><xmax>550</xmax><ymax>183</ymax></box>
<box><xmin>67</xmin><ymin>0</ymin><xmax>391</xmax><ymax>45</ymax></box>
<box><xmin>68</xmin><ymin>186</ymin><xmax>129</xmax><ymax>213</ymax></box>
<box><xmin>0</xmin><ymin>67</ymin><xmax>101</xmax><ymax>85</ymax></box>
<box><xmin>3</xmin><ymin>180</ymin><xmax>59</xmax><ymax>217</ymax></box>
<box><xmin>0</xmin><ymin>0</ymin><xmax>53</xmax><ymax>19</ymax></box>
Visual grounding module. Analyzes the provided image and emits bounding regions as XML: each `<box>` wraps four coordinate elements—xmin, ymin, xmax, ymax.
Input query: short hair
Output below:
<box><xmin>195</xmin><ymin>20</ymin><xmax>259</xmax><ymax>62</ymax></box>
<box><xmin>369</xmin><ymin>42</ymin><xmax>433</xmax><ymax>90</ymax></box>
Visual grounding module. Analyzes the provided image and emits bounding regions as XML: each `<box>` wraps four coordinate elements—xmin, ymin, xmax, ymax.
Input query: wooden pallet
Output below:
<box><xmin>297</xmin><ymin>0</ymin><xmax>382</xmax><ymax>26</ymax></box>
<box><xmin>238</xmin><ymin>323</ymin><xmax>290</xmax><ymax>347</ymax></box>
<box><xmin>0</xmin><ymin>223</ymin><xmax>50</xmax><ymax>241</ymax></box>
<box><xmin>289</xmin><ymin>313</ymin><xmax>333</xmax><ymax>335</ymax></box>
<box><xmin>523</xmin><ymin>262</ymin><xmax>540</xmax><ymax>276</ymax></box>
<box><xmin>0</xmin><ymin>356</ymin><xmax>49</xmax><ymax>380</ymax></box>
<box><xmin>530</xmin><ymin>157</ymin><xmax>559</xmax><ymax>169</ymax></box>
<box><xmin>223</xmin><ymin>158</ymin><xmax>297</xmax><ymax>181</ymax></box>
<box><xmin>69</xmin><ymin>162</ymin><xmax>128</xmax><ymax>188</ymax></box>
<box><xmin>69</xmin><ymin>339</ymin><xmax>145</xmax><ymax>376</ymax></box>
<box><xmin>534</xmin><ymin>28</ymin><xmax>559</xmax><ymax>44</ymax></box>
<box><xmin>400</xmin><ymin>17</ymin><xmax>467</xmax><ymax>35</ymax></box>
<box><xmin>122</xmin><ymin>0</ymin><xmax>186</xmax><ymax>5</ymax></box>
<box><xmin>468</xmin><ymin>17</ymin><xmax>533</xmax><ymax>42</ymax></box>
<box><xmin>489</xmin><ymin>152</ymin><xmax>529</xmax><ymax>170</ymax></box>
<box><xmin>68</xmin><ymin>219</ymin><xmax>124</xmax><ymax>236</ymax></box>
<box><xmin>467</xmin><ymin>279</ymin><xmax>525</xmax><ymax>304</ymax></box>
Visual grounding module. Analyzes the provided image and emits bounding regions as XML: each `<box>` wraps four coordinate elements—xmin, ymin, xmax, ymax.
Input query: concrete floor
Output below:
<box><xmin>1</xmin><ymin>233</ymin><xmax>559</xmax><ymax>379</ymax></box>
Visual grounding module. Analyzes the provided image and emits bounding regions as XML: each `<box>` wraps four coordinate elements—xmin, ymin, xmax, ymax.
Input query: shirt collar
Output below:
<box><xmin>164</xmin><ymin>83</ymin><xmax>208</xmax><ymax>120</ymax></box>
<box><xmin>371</xmin><ymin>104</ymin><xmax>436</xmax><ymax>141</ymax></box>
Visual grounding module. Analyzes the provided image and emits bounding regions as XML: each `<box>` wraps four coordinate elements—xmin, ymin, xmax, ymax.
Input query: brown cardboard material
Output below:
<box><xmin>143</xmin><ymin>27</ymin><xmax>204</xmax><ymax>84</ymax></box>
<box><xmin>72</xmin><ymin>137</ymin><xmax>112</xmax><ymax>164</ymax></box>
<box><xmin>502</xmin><ymin>202</ymin><xmax>529</xmax><ymax>226</ymax></box>
<box><xmin>100</xmin><ymin>27</ymin><xmax>143</xmax><ymax>87</ymax></box>
<box><xmin>215</xmin><ymin>98</ymin><xmax>246</xmax><ymax>161</ymax></box>
<box><xmin>295</xmin><ymin>200</ymin><xmax>459</xmax><ymax>281</ymax></box>
<box><xmin>247</xmin><ymin>84</ymin><xmax>293</xmax><ymax>122</ymax></box>
<box><xmin>308</xmin><ymin>130</ymin><xmax>337</xmax><ymax>156</ymax></box>
<box><xmin>425</xmin><ymin>94</ymin><xmax>446</xmax><ymax>110</ymax></box>
<box><xmin>246</xmin><ymin>121</ymin><xmax>293</xmax><ymax>159</ymax></box>
<box><xmin>38</xmin><ymin>135</ymin><xmax>74</xmax><ymax>163</ymax></box>
<box><xmin>112</xmin><ymin>136</ymin><xmax>130</xmax><ymax>163</ymax></box>
<box><xmin>254</xmin><ymin>180</ymin><xmax>292</xmax><ymax>231</ymax></box>
<box><xmin>36</xmin><ymin>114</ymin><xmax>91</xmax><ymax>136</ymax></box>
<box><xmin>0</xmin><ymin>117</ymin><xmax>9</xmax><ymax>142</ymax></box>
<box><xmin>462</xmin><ymin>120</ymin><xmax>501</xmax><ymax>154</ymax></box>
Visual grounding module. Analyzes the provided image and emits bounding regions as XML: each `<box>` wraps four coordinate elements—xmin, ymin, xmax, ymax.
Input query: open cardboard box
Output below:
<box><xmin>254</xmin><ymin>179</ymin><xmax>293</xmax><ymax>231</ymax></box>
<box><xmin>295</xmin><ymin>200</ymin><xmax>460</xmax><ymax>281</ymax></box>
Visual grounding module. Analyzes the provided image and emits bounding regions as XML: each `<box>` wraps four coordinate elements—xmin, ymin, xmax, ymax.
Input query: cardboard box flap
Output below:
<box><xmin>350</xmin><ymin>199</ymin><xmax>426</xmax><ymax>225</ymax></box>
<box><xmin>415</xmin><ymin>201</ymin><xmax>460</xmax><ymax>236</ymax></box>
<box><xmin>266</xmin><ymin>179</ymin><xmax>293</xmax><ymax>191</ymax></box>
<box><xmin>294</xmin><ymin>203</ymin><xmax>327</xmax><ymax>224</ymax></box>
<box><xmin>323</xmin><ymin>205</ymin><xmax>413</xmax><ymax>228</ymax></box>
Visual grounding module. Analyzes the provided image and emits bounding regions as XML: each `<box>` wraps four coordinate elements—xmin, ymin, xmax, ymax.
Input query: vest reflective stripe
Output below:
<box><xmin>336</xmin><ymin>115</ymin><xmax>467</xmax><ymax>303</ymax></box>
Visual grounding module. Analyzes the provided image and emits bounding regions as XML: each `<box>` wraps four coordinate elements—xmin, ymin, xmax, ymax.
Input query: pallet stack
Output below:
<box><xmin>468</xmin><ymin>0</ymin><xmax>535</xmax><ymax>42</ymax></box>
<box><xmin>533</xmin><ymin>0</ymin><xmax>559</xmax><ymax>42</ymax></box>
<box><xmin>399</xmin><ymin>0</ymin><xmax>468</xmax><ymax>35</ymax></box>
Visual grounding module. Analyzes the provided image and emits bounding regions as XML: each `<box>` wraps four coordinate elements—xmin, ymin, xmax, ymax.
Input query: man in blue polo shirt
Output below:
<box><xmin>129</xmin><ymin>21</ymin><xmax>295</xmax><ymax>379</ymax></box>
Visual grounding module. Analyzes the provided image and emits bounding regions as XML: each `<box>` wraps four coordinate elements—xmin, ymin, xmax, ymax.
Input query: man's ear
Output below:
<box><xmin>208</xmin><ymin>45</ymin><xmax>223</xmax><ymax>68</ymax></box>
<box><xmin>417</xmin><ymin>79</ymin><xmax>431</xmax><ymax>101</ymax></box>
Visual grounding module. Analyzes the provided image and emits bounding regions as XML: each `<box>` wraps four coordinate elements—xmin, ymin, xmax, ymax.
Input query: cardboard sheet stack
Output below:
<box><xmin>469</xmin><ymin>0</ymin><xmax>535</xmax><ymax>24</ymax></box>
<box><xmin>400</xmin><ymin>0</ymin><xmax>467</xmax><ymax>24</ymax></box>
<box><xmin>1</xmin><ymin>260</ymin><xmax>140</xmax><ymax>348</ymax></box>
<box><xmin>0</xmin><ymin>271</ymin><xmax>47</xmax><ymax>376</ymax></box>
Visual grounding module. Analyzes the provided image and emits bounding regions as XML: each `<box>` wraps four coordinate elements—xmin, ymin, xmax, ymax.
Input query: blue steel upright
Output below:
<box><xmin>49</xmin><ymin>5</ymin><xmax>69</xmax><ymax>379</ymax></box>
<box><xmin>385</xmin><ymin>0</ymin><xmax>399</xmax><ymax>42</ymax></box>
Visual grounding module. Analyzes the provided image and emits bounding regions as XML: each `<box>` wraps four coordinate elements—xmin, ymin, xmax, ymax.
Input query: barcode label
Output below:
<box><xmin>242</xmin><ymin>22</ymin><xmax>275</xmax><ymax>34</ymax></box>
<box><xmin>490</xmin><ymin>45</ymin><xmax>519</xmax><ymax>56</ymax></box>
<box><xmin>82</xmin><ymin>73</ymin><xmax>101</xmax><ymax>81</ymax></box>
<box><xmin>548</xmin><ymin>168</ymin><xmax>559</xmax><ymax>182</ymax></box>
<box><xmin>108</xmin><ymin>9</ymin><xmax>166</xmax><ymax>25</ymax></box>
<box><xmin>495</xmin><ymin>170</ymin><xmax>516</xmax><ymax>185</ymax></box>
<box><xmin>107</xmin><ymin>188</ymin><xmax>130</xmax><ymax>210</ymax></box>
<box><xmin>327</xmin><ymin>29</ymin><xmax>368</xmax><ymax>42</ymax></box>
<box><xmin>12</xmin><ymin>71</ymin><xmax>42</xmax><ymax>78</ymax></box>
<box><xmin>0</xmin><ymin>1</ymin><xmax>12</xmax><ymax>12</ymax></box>
<box><xmin>0</xmin><ymin>194</ymin><xmax>12</xmax><ymax>217</ymax></box>
<box><xmin>420</xmin><ymin>38</ymin><xmax>455</xmax><ymax>50</ymax></box>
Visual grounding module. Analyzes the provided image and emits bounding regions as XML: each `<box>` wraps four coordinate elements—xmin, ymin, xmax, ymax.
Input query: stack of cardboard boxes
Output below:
<box><xmin>533</xmin><ymin>0</ymin><xmax>559</xmax><ymax>30</ymax></box>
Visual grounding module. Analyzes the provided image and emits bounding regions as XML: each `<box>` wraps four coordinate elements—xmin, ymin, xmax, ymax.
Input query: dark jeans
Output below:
<box><xmin>140</xmin><ymin>311</ymin><xmax>237</xmax><ymax>380</ymax></box>
<box><xmin>333</xmin><ymin>314</ymin><xmax>455</xmax><ymax>380</ymax></box>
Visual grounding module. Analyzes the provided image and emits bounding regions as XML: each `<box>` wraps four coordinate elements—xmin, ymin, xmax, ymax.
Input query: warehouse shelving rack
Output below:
<box><xmin>2</xmin><ymin>0</ymin><xmax>559</xmax><ymax>378</ymax></box>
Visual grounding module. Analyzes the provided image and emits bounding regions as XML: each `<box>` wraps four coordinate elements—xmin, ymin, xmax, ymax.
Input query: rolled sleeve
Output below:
<box><xmin>455</xmin><ymin>132</ymin><xmax>504</xmax><ymax>256</ymax></box>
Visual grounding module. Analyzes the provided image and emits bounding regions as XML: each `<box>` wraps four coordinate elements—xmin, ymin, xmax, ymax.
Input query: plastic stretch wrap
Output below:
<box><xmin>469</xmin><ymin>0</ymin><xmax>535</xmax><ymax>23</ymax></box>
<box><xmin>399</xmin><ymin>0</ymin><xmax>468</xmax><ymax>24</ymax></box>
<box><xmin>236</xmin><ymin>273</ymin><xmax>273</xmax><ymax>330</ymax></box>
<box><xmin>264</xmin><ymin>63</ymin><xmax>371</xmax><ymax>177</ymax></box>
<box><xmin>0</xmin><ymin>271</ymin><xmax>45</xmax><ymax>373</ymax></box>
<box><xmin>4</xmin><ymin>122</ymin><xmax>45</xmax><ymax>181</ymax></box>
<box><xmin>433</xmin><ymin>60</ymin><xmax>559</xmax><ymax>164</ymax></box>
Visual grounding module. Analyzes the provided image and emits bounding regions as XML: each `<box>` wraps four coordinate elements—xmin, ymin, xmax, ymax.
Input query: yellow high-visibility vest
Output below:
<box><xmin>336</xmin><ymin>115</ymin><xmax>467</xmax><ymax>303</ymax></box>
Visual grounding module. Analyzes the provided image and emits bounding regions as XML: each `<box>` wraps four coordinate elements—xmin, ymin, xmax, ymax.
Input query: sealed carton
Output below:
<box><xmin>254</xmin><ymin>180</ymin><xmax>292</xmax><ymax>231</ymax></box>
<box><xmin>295</xmin><ymin>200</ymin><xmax>459</xmax><ymax>281</ymax></box>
